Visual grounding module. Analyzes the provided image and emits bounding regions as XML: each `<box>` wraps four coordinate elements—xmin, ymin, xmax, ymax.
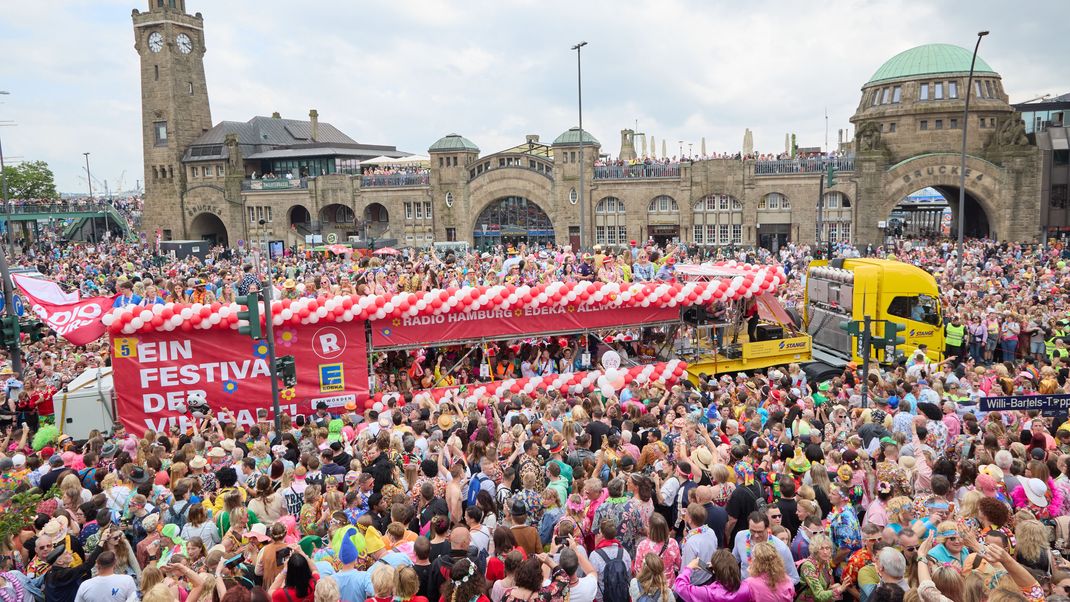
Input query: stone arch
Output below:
<box><xmin>363</xmin><ymin>203</ymin><xmax>390</xmax><ymax>238</ymax></box>
<box><xmin>881</xmin><ymin>153</ymin><xmax>1002</xmax><ymax>238</ymax></box>
<box><xmin>467</xmin><ymin>175</ymin><xmax>555</xmax><ymax>241</ymax></box>
<box><xmin>471</xmin><ymin>196</ymin><xmax>555</xmax><ymax>250</ymax></box>
<box><xmin>287</xmin><ymin>203</ymin><xmax>312</xmax><ymax>227</ymax></box>
<box><xmin>189</xmin><ymin>212</ymin><xmax>228</xmax><ymax>246</ymax></box>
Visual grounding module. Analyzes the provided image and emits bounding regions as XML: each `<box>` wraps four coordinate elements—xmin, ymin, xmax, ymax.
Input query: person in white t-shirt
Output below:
<box><xmin>74</xmin><ymin>550</ymin><xmax>137</xmax><ymax>602</ymax></box>
<box><xmin>559</xmin><ymin>545</ymin><xmax>598</xmax><ymax>602</ymax></box>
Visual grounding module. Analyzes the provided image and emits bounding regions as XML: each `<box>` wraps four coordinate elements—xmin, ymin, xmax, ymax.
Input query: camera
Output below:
<box><xmin>275</xmin><ymin>547</ymin><xmax>291</xmax><ymax>566</ymax></box>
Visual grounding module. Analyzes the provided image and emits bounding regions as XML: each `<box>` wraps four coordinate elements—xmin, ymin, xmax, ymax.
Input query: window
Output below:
<box><xmin>1051</xmin><ymin>184</ymin><xmax>1068</xmax><ymax>209</ymax></box>
<box><xmin>990</xmin><ymin>118</ymin><xmax>996</xmax><ymax>128</ymax></box>
<box><xmin>872</xmin><ymin>91</ymin><xmax>880</xmax><ymax>107</ymax></box>
<box><xmin>596</xmin><ymin>197</ymin><xmax>626</xmax><ymax>213</ymax></box>
<box><xmin>569</xmin><ymin>188</ymin><xmax>578</xmax><ymax>204</ymax></box>
<box><xmin>718</xmin><ymin>225</ymin><xmax>729</xmax><ymax>244</ymax></box>
<box><xmin>445</xmin><ymin>191</ymin><xmax>454</xmax><ymax>207</ymax></box>
<box><xmin>892</xmin><ymin>86</ymin><xmax>901</xmax><ymax>103</ymax></box>
<box><xmin>979</xmin><ymin>117</ymin><xmax>986</xmax><ymax>129</ymax></box>
<box><xmin>188</xmin><ymin>81</ymin><xmax>193</xmax><ymax>95</ymax></box>
<box><xmin>446</xmin><ymin>227</ymin><xmax>456</xmax><ymax>242</ymax></box>
<box><xmin>414</xmin><ymin>203</ymin><xmax>423</xmax><ymax>219</ymax></box>
<box><xmin>948</xmin><ymin>81</ymin><xmax>958</xmax><ymax>98</ymax></box>
<box><xmin>732</xmin><ymin>225</ymin><xmax>742</xmax><ymax>244</ymax></box>
<box><xmin>887</xmin><ymin>295</ymin><xmax>940</xmax><ymax>326</ymax></box>
<box><xmin>693</xmin><ymin>226</ymin><xmax>703</xmax><ymax>245</ymax></box>
<box><xmin>255</xmin><ymin>207</ymin><xmax>263</xmax><ymax>221</ymax></box>
<box><xmin>191</xmin><ymin>166</ymin><xmax>198</xmax><ymax>177</ymax></box>
<box><xmin>595</xmin><ymin>226</ymin><xmax>607</xmax><ymax>245</ymax></box>
<box><xmin>934</xmin><ymin>82</ymin><xmax>943</xmax><ymax>100</ymax></box>
<box><xmin>424</xmin><ymin>202</ymin><xmax>432</xmax><ymax>219</ymax></box>
<box><xmin>248</xmin><ymin>207</ymin><xmax>255</xmax><ymax>223</ymax></box>
<box><xmin>154</xmin><ymin>65</ymin><xmax>159</xmax><ymax>81</ymax></box>
<box><xmin>920</xmin><ymin>83</ymin><xmax>929</xmax><ymax>100</ymax></box>
<box><xmin>266</xmin><ymin>207</ymin><xmax>273</xmax><ymax>222</ymax></box>
<box><xmin>889</xmin><ymin>123</ymin><xmax>897</xmax><ymax>133</ymax></box>
<box><xmin>985</xmin><ymin>80</ymin><xmax>994</xmax><ymax>98</ymax></box>
<box><xmin>154</xmin><ymin>121</ymin><xmax>167</xmax><ymax>145</ymax></box>
<box><xmin>405</xmin><ymin>203</ymin><xmax>413</xmax><ymax>220</ymax></box>
<box><xmin>975</xmin><ymin>81</ymin><xmax>983</xmax><ymax>98</ymax></box>
<box><xmin>881</xmin><ymin>87</ymin><xmax>891</xmax><ymax>104</ymax></box>
<box><xmin>570</xmin><ymin>152</ymin><xmax>576</xmax><ymax>163</ymax></box>
<box><xmin>607</xmin><ymin>225</ymin><xmax>618</xmax><ymax>245</ymax></box>
<box><xmin>439</xmin><ymin>157</ymin><xmax>444</xmax><ymax>167</ymax></box>
<box><xmin>1055</xmin><ymin>150</ymin><xmax>1069</xmax><ymax>166</ymax></box>
<box><xmin>950</xmin><ymin>118</ymin><xmax>958</xmax><ymax>129</ymax></box>
<box><xmin>935</xmin><ymin>119</ymin><xmax>943</xmax><ymax>130</ymax></box>
<box><xmin>216</xmin><ymin>165</ymin><xmax>224</xmax><ymax>176</ymax></box>
<box><xmin>823</xmin><ymin>192</ymin><xmax>850</xmax><ymax>209</ymax></box>
<box><xmin>617</xmin><ymin>226</ymin><xmax>628</xmax><ymax>245</ymax></box>
<box><xmin>827</xmin><ymin>222</ymin><xmax>838</xmax><ymax>244</ymax></box>
<box><xmin>760</xmin><ymin>192</ymin><xmax>789</xmax><ymax>210</ymax></box>
<box><xmin>920</xmin><ymin>120</ymin><xmax>928</xmax><ymax>131</ymax></box>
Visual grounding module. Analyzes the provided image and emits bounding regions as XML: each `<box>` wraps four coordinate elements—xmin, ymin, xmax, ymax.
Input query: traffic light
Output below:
<box><xmin>826</xmin><ymin>163</ymin><xmax>837</xmax><ymax>188</ymax></box>
<box><xmin>883</xmin><ymin>321</ymin><xmax>907</xmax><ymax>347</ymax></box>
<box><xmin>839</xmin><ymin>320</ymin><xmax>863</xmax><ymax>336</ymax></box>
<box><xmin>276</xmin><ymin>355</ymin><xmax>296</xmax><ymax>388</ymax></box>
<box><xmin>27</xmin><ymin>321</ymin><xmax>46</xmax><ymax>342</ymax></box>
<box><xmin>236</xmin><ymin>293</ymin><xmax>263</xmax><ymax>340</ymax></box>
<box><xmin>0</xmin><ymin>316</ymin><xmax>18</xmax><ymax>348</ymax></box>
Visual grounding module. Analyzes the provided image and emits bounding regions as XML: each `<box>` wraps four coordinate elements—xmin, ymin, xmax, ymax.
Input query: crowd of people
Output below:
<box><xmin>0</xmin><ymin>231</ymin><xmax>1070</xmax><ymax>602</ymax></box>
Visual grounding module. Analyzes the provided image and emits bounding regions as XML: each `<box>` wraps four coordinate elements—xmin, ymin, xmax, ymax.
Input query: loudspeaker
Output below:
<box><xmin>682</xmin><ymin>306</ymin><xmax>710</xmax><ymax>326</ymax></box>
<box><xmin>755</xmin><ymin>324</ymin><xmax>784</xmax><ymax>341</ymax></box>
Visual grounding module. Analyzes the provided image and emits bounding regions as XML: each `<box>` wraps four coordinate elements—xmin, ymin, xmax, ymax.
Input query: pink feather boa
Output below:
<box><xmin>1010</xmin><ymin>477</ymin><xmax>1067</xmax><ymax>518</ymax></box>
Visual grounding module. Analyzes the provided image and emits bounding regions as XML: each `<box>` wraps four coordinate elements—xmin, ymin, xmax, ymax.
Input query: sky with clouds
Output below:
<box><xmin>0</xmin><ymin>0</ymin><xmax>1066</xmax><ymax>193</ymax></box>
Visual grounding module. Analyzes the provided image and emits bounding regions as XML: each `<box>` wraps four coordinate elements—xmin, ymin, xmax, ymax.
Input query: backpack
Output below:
<box><xmin>594</xmin><ymin>547</ymin><xmax>631</xmax><ymax>602</ymax></box>
<box><xmin>467</xmin><ymin>475</ymin><xmax>487</xmax><ymax>509</ymax></box>
<box><xmin>166</xmin><ymin>500</ymin><xmax>191</xmax><ymax>529</ymax></box>
<box><xmin>78</xmin><ymin>467</ymin><xmax>97</xmax><ymax>491</ymax></box>
<box><xmin>743</xmin><ymin>483</ymin><xmax>767</xmax><ymax>513</ymax></box>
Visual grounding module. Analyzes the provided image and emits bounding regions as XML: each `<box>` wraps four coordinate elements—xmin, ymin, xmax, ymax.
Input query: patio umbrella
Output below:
<box><xmin>701</xmin><ymin>137</ymin><xmax>706</xmax><ymax>157</ymax></box>
<box><xmin>373</xmin><ymin>247</ymin><xmax>399</xmax><ymax>256</ymax></box>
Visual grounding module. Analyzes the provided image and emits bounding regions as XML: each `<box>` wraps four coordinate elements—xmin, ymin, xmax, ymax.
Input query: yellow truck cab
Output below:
<box><xmin>804</xmin><ymin>257</ymin><xmax>943</xmax><ymax>366</ymax></box>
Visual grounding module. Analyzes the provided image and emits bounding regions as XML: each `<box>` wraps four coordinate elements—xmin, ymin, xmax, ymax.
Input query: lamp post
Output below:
<box><xmin>258</xmin><ymin>218</ymin><xmax>283</xmax><ymax>437</ymax></box>
<box><xmin>0</xmin><ymin>91</ymin><xmax>20</xmax><ymax>375</ymax></box>
<box><xmin>571</xmin><ymin>41</ymin><xmax>587</xmax><ymax>251</ymax></box>
<box><xmin>957</xmin><ymin>30</ymin><xmax>989</xmax><ymax>274</ymax></box>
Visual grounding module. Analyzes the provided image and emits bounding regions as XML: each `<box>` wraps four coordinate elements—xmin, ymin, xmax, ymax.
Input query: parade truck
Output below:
<box><xmin>803</xmin><ymin>257</ymin><xmax>943</xmax><ymax>373</ymax></box>
<box><xmin>673</xmin><ymin>264</ymin><xmax>814</xmax><ymax>380</ymax></box>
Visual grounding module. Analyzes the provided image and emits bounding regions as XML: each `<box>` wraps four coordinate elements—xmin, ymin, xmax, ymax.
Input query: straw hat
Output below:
<box><xmin>689</xmin><ymin>447</ymin><xmax>717</xmax><ymax>474</ymax></box>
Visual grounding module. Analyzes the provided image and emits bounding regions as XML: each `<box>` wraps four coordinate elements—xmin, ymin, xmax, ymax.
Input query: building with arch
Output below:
<box><xmin>135</xmin><ymin>2</ymin><xmax>1044</xmax><ymax>250</ymax></box>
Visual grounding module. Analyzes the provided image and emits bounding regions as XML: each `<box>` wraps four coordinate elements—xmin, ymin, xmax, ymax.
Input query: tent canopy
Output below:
<box><xmin>360</xmin><ymin>155</ymin><xmax>430</xmax><ymax>167</ymax></box>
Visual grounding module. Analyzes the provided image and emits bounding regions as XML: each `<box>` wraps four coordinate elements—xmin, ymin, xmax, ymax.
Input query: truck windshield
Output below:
<box><xmin>887</xmin><ymin>295</ymin><xmax>940</xmax><ymax>326</ymax></box>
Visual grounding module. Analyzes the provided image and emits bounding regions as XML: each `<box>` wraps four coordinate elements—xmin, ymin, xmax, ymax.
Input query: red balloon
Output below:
<box><xmin>151</xmin><ymin>316</ymin><xmax>164</xmax><ymax>327</ymax></box>
<box><xmin>398</xmin><ymin>300</ymin><xmax>411</xmax><ymax>312</ymax></box>
<box><xmin>307</xmin><ymin>300</ymin><xmax>319</xmax><ymax>311</ymax></box>
<box><xmin>431</xmin><ymin>299</ymin><xmax>442</xmax><ymax>309</ymax></box>
<box><xmin>299</xmin><ymin>308</ymin><xmax>310</xmax><ymax>318</ymax></box>
<box><xmin>109</xmin><ymin>322</ymin><xmax>123</xmax><ymax>334</ymax></box>
<box><xmin>211</xmin><ymin>302</ymin><xmax>221</xmax><ymax>312</ymax></box>
<box><xmin>191</xmin><ymin>315</ymin><xmax>203</xmax><ymax>326</ymax></box>
<box><xmin>229</xmin><ymin>314</ymin><xmax>238</xmax><ymax>324</ymax></box>
<box><xmin>290</xmin><ymin>315</ymin><xmax>302</xmax><ymax>325</ymax></box>
<box><xmin>342</xmin><ymin>298</ymin><xmax>354</xmax><ymax>310</ymax></box>
<box><xmin>160</xmin><ymin>308</ymin><xmax>173</xmax><ymax>320</ymax></box>
<box><xmin>375</xmin><ymin>297</ymin><xmax>386</xmax><ymax>308</ymax></box>
<box><xmin>282</xmin><ymin>298</ymin><xmax>293</xmax><ymax>309</ymax></box>
<box><xmin>180</xmin><ymin>322</ymin><xmax>193</xmax><ymax>332</ymax></box>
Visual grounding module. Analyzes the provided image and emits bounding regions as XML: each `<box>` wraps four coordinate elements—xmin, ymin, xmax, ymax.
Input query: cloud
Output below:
<box><xmin>0</xmin><ymin>0</ymin><xmax>1065</xmax><ymax>192</ymax></box>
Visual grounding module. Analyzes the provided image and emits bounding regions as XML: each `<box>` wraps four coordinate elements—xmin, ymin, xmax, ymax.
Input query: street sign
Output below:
<box><xmin>0</xmin><ymin>294</ymin><xmax>25</xmax><ymax>317</ymax></box>
<box><xmin>979</xmin><ymin>394</ymin><xmax>1070</xmax><ymax>415</ymax></box>
<box><xmin>326</xmin><ymin>233</ymin><xmax>338</xmax><ymax>244</ymax></box>
<box><xmin>237</xmin><ymin>239</ymin><xmax>245</xmax><ymax>247</ymax></box>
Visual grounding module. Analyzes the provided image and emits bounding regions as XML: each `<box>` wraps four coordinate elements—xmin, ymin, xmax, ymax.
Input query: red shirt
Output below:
<box><xmin>271</xmin><ymin>575</ymin><xmax>318</xmax><ymax>602</ymax></box>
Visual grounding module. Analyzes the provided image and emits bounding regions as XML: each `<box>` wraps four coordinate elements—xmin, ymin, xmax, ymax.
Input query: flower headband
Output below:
<box><xmin>453</xmin><ymin>560</ymin><xmax>476</xmax><ymax>584</ymax></box>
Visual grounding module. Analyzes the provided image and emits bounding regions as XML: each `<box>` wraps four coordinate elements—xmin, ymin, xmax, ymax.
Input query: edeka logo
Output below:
<box><xmin>778</xmin><ymin>340</ymin><xmax>807</xmax><ymax>350</ymax></box>
<box><xmin>910</xmin><ymin>329</ymin><xmax>935</xmax><ymax>337</ymax></box>
<box><xmin>313</xmin><ymin>326</ymin><xmax>346</xmax><ymax>360</ymax></box>
<box><xmin>318</xmin><ymin>363</ymin><xmax>344</xmax><ymax>392</ymax></box>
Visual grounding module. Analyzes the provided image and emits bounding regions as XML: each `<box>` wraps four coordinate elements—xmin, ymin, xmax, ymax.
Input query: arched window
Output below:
<box><xmin>335</xmin><ymin>205</ymin><xmax>355</xmax><ymax>223</ymax></box>
<box><xmin>594</xmin><ymin>197</ymin><xmax>627</xmax><ymax>246</ymax></box>
<box><xmin>823</xmin><ymin>192</ymin><xmax>851</xmax><ymax>209</ymax></box>
<box><xmin>569</xmin><ymin>188</ymin><xmax>578</xmax><ymax>204</ymax></box>
<box><xmin>759</xmin><ymin>192</ymin><xmax>791</xmax><ymax>210</ymax></box>
<box><xmin>648</xmin><ymin>195</ymin><xmax>679</xmax><ymax>213</ymax></box>
<box><xmin>595</xmin><ymin>197</ymin><xmax>626</xmax><ymax>214</ymax></box>
<box><xmin>693</xmin><ymin>194</ymin><xmax>743</xmax><ymax>245</ymax></box>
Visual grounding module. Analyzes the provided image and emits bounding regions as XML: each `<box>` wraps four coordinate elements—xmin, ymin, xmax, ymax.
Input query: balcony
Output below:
<box><xmin>360</xmin><ymin>173</ymin><xmax>430</xmax><ymax>188</ymax></box>
<box><xmin>241</xmin><ymin>177</ymin><xmax>308</xmax><ymax>191</ymax></box>
<box><xmin>593</xmin><ymin>163</ymin><xmax>681</xmax><ymax>180</ymax></box>
<box><xmin>753</xmin><ymin>156</ymin><xmax>855</xmax><ymax>176</ymax></box>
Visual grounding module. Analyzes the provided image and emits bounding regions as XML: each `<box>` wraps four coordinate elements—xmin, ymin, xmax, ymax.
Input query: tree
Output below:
<box><xmin>1</xmin><ymin>160</ymin><xmax>58</xmax><ymax>201</ymax></box>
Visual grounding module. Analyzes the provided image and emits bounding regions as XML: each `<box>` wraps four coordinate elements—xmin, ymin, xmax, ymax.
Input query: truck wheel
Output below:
<box><xmin>802</xmin><ymin>361</ymin><xmax>841</xmax><ymax>383</ymax></box>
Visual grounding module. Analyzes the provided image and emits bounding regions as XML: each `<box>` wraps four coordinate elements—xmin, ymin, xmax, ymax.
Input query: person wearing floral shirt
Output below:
<box><xmin>798</xmin><ymin>534</ymin><xmax>841</xmax><ymax>602</ymax></box>
<box><xmin>841</xmin><ymin>523</ymin><xmax>882</xmax><ymax>595</ymax></box>
<box><xmin>826</xmin><ymin>486</ymin><xmax>862</xmax><ymax>567</ymax></box>
<box><xmin>591</xmin><ymin>477</ymin><xmax>629</xmax><ymax>541</ymax></box>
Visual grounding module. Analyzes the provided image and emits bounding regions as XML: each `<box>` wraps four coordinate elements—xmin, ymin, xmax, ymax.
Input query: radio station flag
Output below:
<box><xmin>13</xmin><ymin>274</ymin><xmax>115</xmax><ymax>345</ymax></box>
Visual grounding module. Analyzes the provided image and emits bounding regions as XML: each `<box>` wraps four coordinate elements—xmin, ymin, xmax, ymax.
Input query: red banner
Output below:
<box><xmin>370</xmin><ymin>304</ymin><xmax>680</xmax><ymax>349</ymax></box>
<box><xmin>14</xmin><ymin>275</ymin><xmax>116</xmax><ymax>346</ymax></box>
<box><xmin>111</xmin><ymin>322</ymin><xmax>369</xmax><ymax>436</ymax></box>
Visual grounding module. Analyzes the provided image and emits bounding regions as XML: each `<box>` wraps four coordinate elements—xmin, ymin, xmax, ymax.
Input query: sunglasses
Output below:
<box><xmin>768</xmin><ymin>514</ymin><xmax>782</xmax><ymax>519</ymax></box>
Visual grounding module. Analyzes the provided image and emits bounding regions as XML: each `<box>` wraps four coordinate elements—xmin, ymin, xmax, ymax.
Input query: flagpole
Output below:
<box><xmin>0</xmin><ymin>246</ymin><xmax>22</xmax><ymax>375</ymax></box>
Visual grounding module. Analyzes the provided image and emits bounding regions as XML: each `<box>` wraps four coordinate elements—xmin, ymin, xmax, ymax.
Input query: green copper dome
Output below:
<box><xmin>868</xmin><ymin>44</ymin><xmax>996</xmax><ymax>85</ymax></box>
<box><xmin>428</xmin><ymin>133</ymin><xmax>479</xmax><ymax>153</ymax></box>
<box><xmin>552</xmin><ymin>127</ymin><xmax>599</xmax><ymax>146</ymax></box>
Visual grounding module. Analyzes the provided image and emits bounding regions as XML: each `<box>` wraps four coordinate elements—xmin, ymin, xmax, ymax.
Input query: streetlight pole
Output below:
<box><xmin>258</xmin><ymin>219</ymin><xmax>283</xmax><ymax>437</ymax></box>
<box><xmin>0</xmin><ymin>92</ymin><xmax>20</xmax><ymax>375</ymax></box>
<box><xmin>957</xmin><ymin>31</ymin><xmax>989</xmax><ymax>274</ymax></box>
<box><xmin>572</xmin><ymin>41</ymin><xmax>587</xmax><ymax>251</ymax></box>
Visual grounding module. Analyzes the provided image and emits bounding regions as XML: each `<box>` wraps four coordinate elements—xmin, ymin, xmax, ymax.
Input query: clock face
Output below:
<box><xmin>148</xmin><ymin>31</ymin><xmax>164</xmax><ymax>53</ymax></box>
<box><xmin>176</xmin><ymin>33</ymin><xmax>193</xmax><ymax>54</ymax></box>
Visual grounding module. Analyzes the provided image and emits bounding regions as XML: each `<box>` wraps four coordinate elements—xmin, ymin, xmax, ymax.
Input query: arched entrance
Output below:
<box><xmin>363</xmin><ymin>203</ymin><xmax>389</xmax><ymax>239</ymax></box>
<box><xmin>887</xmin><ymin>186</ymin><xmax>989</xmax><ymax>241</ymax></box>
<box><xmin>289</xmin><ymin>205</ymin><xmax>311</xmax><ymax>229</ymax></box>
<box><xmin>473</xmin><ymin>196</ymin><xmax>554</xmax><ymax>251</ymax></box>
<box><xmin>189</xmin><ymin>212</ymin><xmax>228</xmax><ymax>246</ymax></box>
<box><xmin>320</xmin><ymin>203</ymin><xmax>356</xmax><ymax>240</ymax></box>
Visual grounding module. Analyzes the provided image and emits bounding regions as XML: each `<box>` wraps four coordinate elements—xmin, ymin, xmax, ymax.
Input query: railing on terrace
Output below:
<box><xmin>241</xmin><ymin>177</ymin><xmax>308</xmax><ymax>191</ymax></box>
<box><xmin>361</xmin><ymin>174</ymin><xmax>430</xmax><ymax>188</ymax></box>
<box><xmin>753</xmin><ymin>156</ymin><xmax>855</xmax><ymax>176</ymax></box>
<box><xmin>593</xmin><ymin>163</ymin><xmax>681</xmax><ymax>179</ymax></box>
<box><xmin>468</xmin><ymin>154</ymin><xmax>555</xmax><ymax>182</ymax></box>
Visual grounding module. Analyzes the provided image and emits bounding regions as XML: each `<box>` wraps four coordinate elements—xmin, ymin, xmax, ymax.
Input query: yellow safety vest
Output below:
<box><xmin>1046</xmin><ymin>336</ymin><xmax>1060</xmax><ymax>357</ymax></box>
<box><xmin>1051</xmin><ymin>347</ymin><xmax>1068</xmax><ymax>362</ymax></box>
<box><xmin>945</xmin><ymin>324</ymin><xmax>965</xmax><ymax>347</ymax></box>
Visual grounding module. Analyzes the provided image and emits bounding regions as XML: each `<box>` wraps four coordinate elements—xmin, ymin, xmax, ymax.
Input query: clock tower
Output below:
<box><xmin>132</xmin><ymin>0</ymin><xmax>213</xmax><ymax>240</ymax></box>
